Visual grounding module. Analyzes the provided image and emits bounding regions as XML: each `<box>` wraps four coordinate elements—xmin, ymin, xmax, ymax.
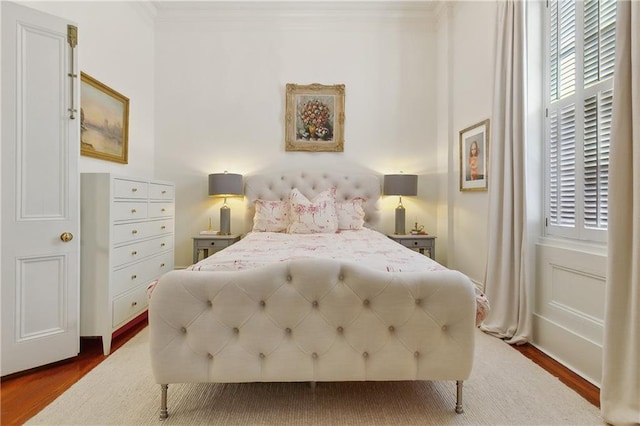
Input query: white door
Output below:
<box><xmin>1</xmin><ymin>2</ymin><xmax>80</xmax><ymax>376</ymax></box>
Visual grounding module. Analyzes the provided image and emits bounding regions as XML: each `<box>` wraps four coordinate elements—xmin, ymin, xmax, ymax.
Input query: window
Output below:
<box><xmin>545</xmin><ymin>0</ymin><xmax>616</xmax><ymax>242</ymax></box>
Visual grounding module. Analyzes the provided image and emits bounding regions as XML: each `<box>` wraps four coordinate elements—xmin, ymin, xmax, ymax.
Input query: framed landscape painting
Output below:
<box><xmin>459</xmin><ymin>119</ymin><xmax>490</xmax><ymax>192</ymax></box>
<box><xmin>285</xmin><ymin>83</ymin><xmax>345</xmax><ymax>152</ymax></box>
<box><xmin>80</xmin><ymin>72</ymin><xmax>129</xmax><ymax>164</ymax></box>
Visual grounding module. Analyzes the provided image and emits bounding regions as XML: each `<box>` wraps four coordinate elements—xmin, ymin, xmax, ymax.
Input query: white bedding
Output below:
<box><xmin>187</xmin><ymin>228</ymin><xmax>490</xmax><ymax>324</ymax></box>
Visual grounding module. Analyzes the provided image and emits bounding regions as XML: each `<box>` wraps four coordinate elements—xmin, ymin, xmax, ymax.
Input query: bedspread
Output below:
<box><xmin>187</xmin><ymin>229</ymin><xmax>490</xmax><ymax>325</ymax></box>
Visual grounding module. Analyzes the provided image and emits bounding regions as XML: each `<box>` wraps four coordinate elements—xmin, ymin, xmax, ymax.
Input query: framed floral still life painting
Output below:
<box><xmin>285</xmin><ymin>83</ymin><xmax>345</xmax><ymax>152</ymax></box>
<box><xmin>80</xmin><ymin>72</ymin><xmax>129</xmax><ymax>164</ymax></box>
<box><xmin>459</xmin><ymin>119</ymin><xmax>490</xmax><ymax>192</ymax></box>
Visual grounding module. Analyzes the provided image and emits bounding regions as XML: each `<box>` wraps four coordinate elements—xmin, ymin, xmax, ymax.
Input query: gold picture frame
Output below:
<box><xmin>459</xmin><ymin>119</ymin><xmax>490</xmax><ymax>192</ymax></box>
<box><xmin>285</xmin><ymin>83</ymin><xmax>345</xmax><ymax>152</ymax></box>
<box><xmin>80</xmin><ymin>72</ymin><xmax>129</xmax><ymax>164</ymax></box>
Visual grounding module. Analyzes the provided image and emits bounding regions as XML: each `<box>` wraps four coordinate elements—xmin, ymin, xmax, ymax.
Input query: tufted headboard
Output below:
<box><xmin>245</xmin><ymin>171</ymin><xmax>381</xmax><ymax>229</ymax></box>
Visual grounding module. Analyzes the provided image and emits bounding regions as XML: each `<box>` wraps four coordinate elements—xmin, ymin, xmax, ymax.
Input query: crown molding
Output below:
<box><xmin>153</xmin><ymin>1</ymin><xmax>439</xmax><ymax>27</ymax></box>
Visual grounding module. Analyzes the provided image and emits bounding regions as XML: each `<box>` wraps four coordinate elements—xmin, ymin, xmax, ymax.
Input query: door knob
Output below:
<box><xmin>60</xmin><ymin>232</ymin><xmax>74</xmax><ymax>242</ymax></box>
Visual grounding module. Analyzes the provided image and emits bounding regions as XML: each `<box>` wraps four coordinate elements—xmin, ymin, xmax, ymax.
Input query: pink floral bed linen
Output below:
<box><xmin>187</xmin><ymin>228</ymin><xmax>490</xmax><ymax>325</ymax></box>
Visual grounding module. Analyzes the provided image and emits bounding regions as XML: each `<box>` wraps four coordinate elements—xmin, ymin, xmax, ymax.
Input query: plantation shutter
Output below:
<box><xmin>546</xmin><ymin>0</ymin><xmax>616</xmax><ymax>240</ymax></box>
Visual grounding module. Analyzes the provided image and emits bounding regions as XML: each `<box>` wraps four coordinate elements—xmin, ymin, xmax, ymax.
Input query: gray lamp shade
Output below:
<box><xmin>383</xmin><ymin>174</ymin><xmax>418</xmax><ymax>196</ymax></box>
<box><xmin>208</xmin><ymin>173</ymin><xmax>243</xmax><ymax>197</ymax></box>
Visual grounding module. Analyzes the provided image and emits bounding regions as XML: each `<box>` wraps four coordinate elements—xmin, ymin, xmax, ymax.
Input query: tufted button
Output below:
<box><xmin>259</xmin><ymin>353</ymin><xmax>265</xmax><ymax>359</ymax></box>
<box><xmin>363</xmin><ymin>299</ymin><xmax>370</xmax><ymax>306</ymax></box>
<box><xmin>337</xmin><ymin>326</ymin><xmax>344</xmax><ymax>333</ymax></box>
<box><xmin>312</xmin><ymin>352</ymin><xmax>318</xmax><ymax>359</ymax></box>
<box><xmin>415</xmin><ymin>298</ymin><xmax>422</xmax><ymax>306</ymax></box>
<box><xmin>180</xmin><ymin>327</ymin><xmax>187</xmax><ymax>334</ymax></box>
<box><xmin>338</xmin><ymin>274</ymin><xmax>344</xmax><ymax>281</ymax></box>
<box><xmin>285</xmin><ymin>327</ymin><xmax>292</xmax><ymax>334</ymax></box>
<box><xmin>312</xmin><ymin>300</ymin><xmax>318</xmax><ymax>308</ymax></box>
<box><xmin>207</xmin><ymin>300</ymin><xmax>213</xmax><ymax>307</ymax></box>
<box><xmin>363</xmin><ymin>352</ymin><xmax>369</xmax><ymax>358</ymax></box>
<box><xmin>286</xmin><ymin>275</ymin><xmax>292</xmax><ymax>282</ymax></box>
<box><xmin>208</xmin><ymin>353</ymin><xmax>214</xmax><ymax>360</ymax></box>
<box><xmin>441</xmin><ymin>325</ymin><xmax>448</xmax><ymax>331</ymax></box>
<box><xmin>414</xmin><ymin>351</ymin><xmax>420</xmax><ymax>358</ymax></box>
<box><xmin>388</xmin><ymin>325</ymin><xmax>395</xmax><ymax>332</ymax></box>
<box><xmin>260</xmin><ymin>300</ymin><xmax>266</xmax><ymax>307</ymax></box>
<box><xmin>233</xmin><ymin>327</ymin><xmax>239</xmax><ymax>334</ymax></box>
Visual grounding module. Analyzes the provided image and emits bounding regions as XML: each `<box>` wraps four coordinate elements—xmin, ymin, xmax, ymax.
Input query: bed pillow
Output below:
<box><xmin>336</xmin><ymin>198</ymin><xmax>366</xmax><ymax>230</ymax></box>
<box><xmin>287</xmin><ymin>187</ymin><xmax>338</xmax><ymax>234</ymax></box>
<box><xmin>252</xmin><ymin>199</ymin><xmax>290</xmax><ymax>232</ymax></box>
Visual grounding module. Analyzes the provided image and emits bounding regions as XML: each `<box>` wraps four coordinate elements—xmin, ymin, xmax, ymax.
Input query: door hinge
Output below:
<box><xmin>545</xmin><ymin>108</ymin><xmax>549</xmax><ymax>118</ymax></box>
<box><xmin>67</xmin><ymin>25</ymin><xmax>78</xmax><ymax>119</ymax></box>
<box><xmin>67</xmin><ymin>25</ymin><xmax>77</xmax><ymax>49</ymax></box>
<box><xmin>545</xmin><ymin>217</ymin><xmax>549</xmax><ymax>227</ymax></box>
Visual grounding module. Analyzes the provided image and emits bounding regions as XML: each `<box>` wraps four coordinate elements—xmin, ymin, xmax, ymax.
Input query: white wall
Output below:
<box><xmin>22</xmin><ymin>1</ymin><xmax>156</xmax><ymax>178</ymax></box>
<box><xmin>436</xmin><ymin>1</ymin><xmax>496</xmax><ymax>288</ymax></box>
<box><xmin>153</xmin><ymin>3</ymin><xmax>440</xmax><ymax>267</ymax></box>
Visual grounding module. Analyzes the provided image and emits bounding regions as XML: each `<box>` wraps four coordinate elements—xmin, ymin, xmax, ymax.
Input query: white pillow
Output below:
<box><xmin>252</xmin><ymin>199</ymin><xmax>289</xmax><ymax>232</ymax></box>
<box><xmin>287</xmin><ymin>187</ymin><xmax>338</xmax><ymax>234</ymax></box>
<box><xmin>336</xmin><ymin>198</ymin><xmax>366</xmax><ymax>230</ymax></box>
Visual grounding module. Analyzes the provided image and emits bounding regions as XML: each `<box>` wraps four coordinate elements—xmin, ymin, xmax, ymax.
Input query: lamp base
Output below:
<box><xmin>394</xmin><ymin>206</ymin><xmax>406</xmax><ymax>235</ymax></box>
<box><xmin>220</xmin><ymin>206</ymin><xmax>230</xmax><ymax>235</ymax></box>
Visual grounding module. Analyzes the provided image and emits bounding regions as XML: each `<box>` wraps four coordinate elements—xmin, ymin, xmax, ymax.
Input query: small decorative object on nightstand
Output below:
<box><xmin>387</xmin><ymin>233</ymin><xmax>436</xmax><ymax>260</ymax></box>
<box><xmin>192</xmin><ymin>234</ymin><xmax>241</xmax><ymax>264</ymax></box>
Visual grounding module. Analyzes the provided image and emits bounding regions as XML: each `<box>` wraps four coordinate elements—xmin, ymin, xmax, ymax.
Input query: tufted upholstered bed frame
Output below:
<box><xmin>148</xmin><ymin>171</ymin><xmax>476</xmax><ymax>420</ymax></box>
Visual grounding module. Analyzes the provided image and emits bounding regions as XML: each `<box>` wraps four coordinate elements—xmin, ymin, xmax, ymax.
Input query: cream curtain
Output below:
<box><xmin>601</xmin><ymin>1</ymin><xmax>640</xmax><ymax>424</ymax></box>
<box><xmin>479</xmin><ymin>0</ymin><xmax>531</xmax><ymax>345</ymax></box>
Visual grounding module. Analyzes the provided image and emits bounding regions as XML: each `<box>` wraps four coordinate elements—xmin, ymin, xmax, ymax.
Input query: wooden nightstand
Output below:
<box><xmin>387</xmin><ymin>234</ymin><xmax>436</xmax><ymax>260</ymax></box>
<box><xmin>192</xmin><ymin>234</ymin><xmax>241</xmax><ymax>263</ymax></box>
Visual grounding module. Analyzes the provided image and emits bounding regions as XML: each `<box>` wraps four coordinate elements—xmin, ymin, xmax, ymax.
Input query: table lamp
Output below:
<box><xmin>208</xmin><ymin>172</ymin><xmax>243</xmax><ymax>235</ymax></box>
<box><xmin>383</xmin><ymin>173</ymin><xmax>418</xmax><ymax>235</ymax></box>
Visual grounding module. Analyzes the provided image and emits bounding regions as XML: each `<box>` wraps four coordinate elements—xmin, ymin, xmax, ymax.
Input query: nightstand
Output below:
<box><xmin>192</xmin><ymin>234</ymin><xmax>241</xmax><ymax>263</ymax></box>
<box><xmin>387</xmin><ymin>234</ymin><xmax>436</xmax><ymax>260</ymax></box>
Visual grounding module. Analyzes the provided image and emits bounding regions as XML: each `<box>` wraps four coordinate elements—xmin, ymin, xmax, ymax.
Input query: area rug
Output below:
<box><xmin>26</xmin><ymin>328</ymin><xmax>603</xmax><ymax>425</ymax></box>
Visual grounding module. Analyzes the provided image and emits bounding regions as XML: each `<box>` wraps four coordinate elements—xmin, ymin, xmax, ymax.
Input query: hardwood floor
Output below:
<box><xmin>0</xmin><ymin>314</ymin><xmax>148</xmax><ymax>426</ymax></box>
<box><xmin>1</xmin><ymin>320</ymin><xmax>599</xmax><ymax>425</ymax></box>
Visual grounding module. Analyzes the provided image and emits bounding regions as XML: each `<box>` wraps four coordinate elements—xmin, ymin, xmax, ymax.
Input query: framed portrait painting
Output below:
<box><xmin>80</xmin><ymin>72</ymin><xmax>129</xmax><ymax>164</ymax></box>
<box><xmin>459</xmin><ymin>119</ymin><xmax>490</xmax><ymax>192</ymax></box>
<box><xmin>285</xmin><ymin>83</ymin><xmax>345</xmax><ymax>152</ymax></box>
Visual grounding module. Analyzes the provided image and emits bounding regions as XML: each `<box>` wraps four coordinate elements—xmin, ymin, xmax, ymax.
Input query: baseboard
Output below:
<box><xmin>532</xmin><ymin>313</ymin><xmax>602</xmax><ymax>387</ymax></box>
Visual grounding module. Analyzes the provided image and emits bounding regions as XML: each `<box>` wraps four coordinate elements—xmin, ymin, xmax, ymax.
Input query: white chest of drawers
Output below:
<box><xmin>80</xmin><ymin>173</ymin><xmax>175</xmax><ymax>354</ymax></box>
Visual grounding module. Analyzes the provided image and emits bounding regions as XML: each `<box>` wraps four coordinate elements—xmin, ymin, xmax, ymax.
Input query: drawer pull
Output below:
<box><xmin>161</xmin><ymin>190</ymin><xmax>167</xmax><ymax>194</ymax></box>
<box><xmin>161</xmin><ymin>208</ymin><xmax>166</xmax><ymax>212</ymax></box>
<box><xmin>414</xmin><ymin>241</ymin><xmax>418</xmax><ymax>246</ymax></box>
<box><xmin>132</xmin><ymin>188</ymin><xmax>138</xmax><ymax>193</ymax></box>
<box><xmin>160</xmin><ymin>263</ymin><xmax>165</xmax><ymax>267</ymax></box>
<box><xmin>210</xmin><ymin>242</ymin><xmax>216</xmax><ymax>246</ymax></box>
<box><xmin>132</xmin><ymin>229</ymin><xmax>138</xmax><ymax>234</ymax></box>
<box><xmin>131</xmin><ymin>301</ymin><xmax>138</xmax><ymax>307</ymax></box>
<box><xmin>161</xmin><ymin>243</ymin><xmax>166</xmax><ymax>247</ymax></box>
<box><xmin>131</xmin><ymin>251</ymin><xmax>138</xmax><ymax>256</ymax></box>
<box><xmin>131</xmin><ymin>209</ymin><xmax>137</xmax><ymax>214</ymax></box>
<box><xmin>131</xmin><ymin>275</ymin><xmax>137</xmax><ymax>280</ymax></box>
<box><xmin>161</xmin><ymin>226</ymin><xmax>166</xmax><ymax>230</ymax></box>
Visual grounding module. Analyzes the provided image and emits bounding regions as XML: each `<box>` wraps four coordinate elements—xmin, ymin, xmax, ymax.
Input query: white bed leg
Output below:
<box><xmin>455</xmin><ymin>380</ymin><xmax>464</xmax><ymax>414</ymax></box>
<box><xmin>160</xmin><ymin>384</ymin><xmax>169</xmax><ymax>420</ymax></box>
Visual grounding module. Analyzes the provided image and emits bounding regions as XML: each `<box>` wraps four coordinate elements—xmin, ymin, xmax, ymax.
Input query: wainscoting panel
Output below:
<box><xmin>534</xmin><ymin>242</ymin><xmax>606</xmax><ymax>386</ymax></box>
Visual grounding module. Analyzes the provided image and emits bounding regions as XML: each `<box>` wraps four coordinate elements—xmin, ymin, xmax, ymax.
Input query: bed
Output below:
<box><xmin>148</xmin><ymin>171</ymin><xmax>488</xmax><ymax>420</ymax></box>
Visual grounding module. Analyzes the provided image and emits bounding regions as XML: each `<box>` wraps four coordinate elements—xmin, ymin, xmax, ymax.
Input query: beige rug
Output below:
<box><xmin>27</xmin><ymin>328</ymin><xmax>603</xmax><ymax>425</ymax></box>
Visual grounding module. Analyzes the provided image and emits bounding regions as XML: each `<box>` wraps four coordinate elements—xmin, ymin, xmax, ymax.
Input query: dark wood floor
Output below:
<box><xmin>1</xmin><ymin>320</ymin><xmax>600</xmax><ymax>425</ymax></box>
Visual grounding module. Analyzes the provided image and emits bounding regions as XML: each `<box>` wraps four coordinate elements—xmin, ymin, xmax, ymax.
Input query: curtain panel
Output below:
<box><xmin>601</xmin><ymin>1</ymin><xmax>640</xmax><ymax>424</ymax></box>
<box><xmin>480</xmin><ymin>0</ymin><xmax>531</xmax><ymax>345</ymax></box>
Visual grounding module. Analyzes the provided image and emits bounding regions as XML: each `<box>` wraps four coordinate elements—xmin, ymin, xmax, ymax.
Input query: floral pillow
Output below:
<box><xmin>252</xmin><ymin>200</ymin><xmax>289</xmax><ymax>232</ymax></box>
<box><xmin>336</xmin><ymin>198</ymin><xmax>366</xmax><ymax>230</ymax></box>
<box><xmin>287</xmin><ymin>188</ymin><xmax>338</xmax><ymax>234</ymax></box>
